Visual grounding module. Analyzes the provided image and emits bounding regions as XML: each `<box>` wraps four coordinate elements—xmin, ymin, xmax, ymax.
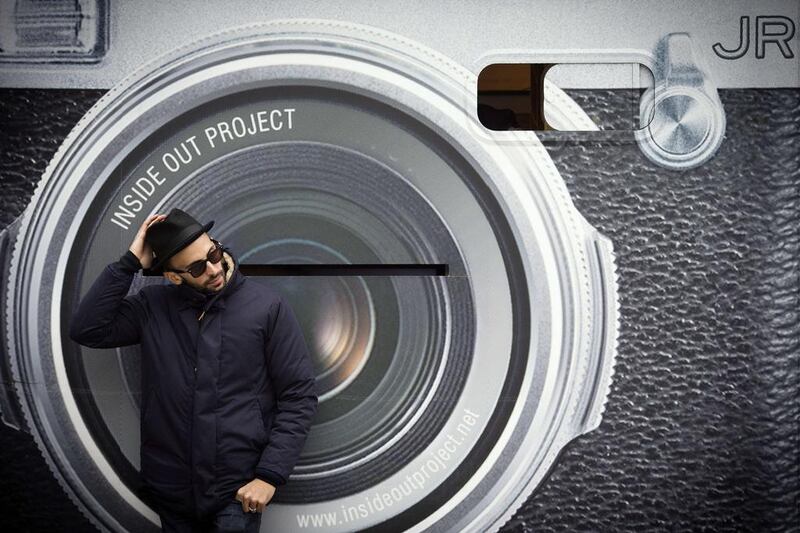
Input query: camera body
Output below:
<box><xmin>1</xmin><ymin>2</ymin><xmax>797</xmax><ymax>532</ymax></box>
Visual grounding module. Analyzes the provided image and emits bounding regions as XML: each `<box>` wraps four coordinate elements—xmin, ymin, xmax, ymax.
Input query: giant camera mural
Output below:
<box><xmin>1</xmin><ymin>18</ymin><xmax>617</xmax><ymax>532</ymax></box>
<box><xmin>1</xmin><ymin>3</ymin><xmax>797</xmax><ymax>533</ymax></box>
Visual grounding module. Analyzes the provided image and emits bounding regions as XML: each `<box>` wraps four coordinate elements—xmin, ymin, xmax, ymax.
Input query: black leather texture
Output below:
<box><xmin>0</xmin><ymin>88</ymin><xmax>797</xmax><ymax>532</ymax></box>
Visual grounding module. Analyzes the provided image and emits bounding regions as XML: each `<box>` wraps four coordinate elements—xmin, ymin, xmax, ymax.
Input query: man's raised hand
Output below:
<box><xmin>128</xmin><ymin>214</ymin><xmax>166</xmax><ymax>269</ymax></box>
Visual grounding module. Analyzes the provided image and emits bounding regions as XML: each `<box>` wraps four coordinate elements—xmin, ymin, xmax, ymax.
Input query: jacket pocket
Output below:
<box><xmin>254</xmin><ymin>397</ymin><xmax>271</xmax><ymax>443</ymax></box>
<box><xmin>141</xmin><ymin>387</ymin><xmax>174</xmax><ymax>449</ymax></box>
<box><xmin>141</xmin><ymin>441</ymin><xmax>191</xmax><ymax>485</ymax></box>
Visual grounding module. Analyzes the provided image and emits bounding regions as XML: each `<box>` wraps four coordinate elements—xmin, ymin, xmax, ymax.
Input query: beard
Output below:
<box><xmin>199</xmin><ymin>276</ymin><xmax>221</xmax><ymax>294</ymax></box>
<box><xmin>201</xmin><ymin>272</ymin><xmax>227</xmax><ymax>293</ymax></box>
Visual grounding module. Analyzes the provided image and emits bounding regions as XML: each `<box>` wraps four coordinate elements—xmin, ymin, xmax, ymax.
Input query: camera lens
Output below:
<box><xmin>113</xmin><ymin>88</ymin><xmax>488</xmax><ymax>501</ymax></box>
<box><xmin>4</xmin><ymin>22</ymin><xmax>617</xmax><ymax>531</ymax></box>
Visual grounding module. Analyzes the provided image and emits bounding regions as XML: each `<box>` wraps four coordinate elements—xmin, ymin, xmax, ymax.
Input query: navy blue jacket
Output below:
<box><xmin>69</xmin><ymin>247</ymin><xmax>318</xmax><ymax>518</ymax></box>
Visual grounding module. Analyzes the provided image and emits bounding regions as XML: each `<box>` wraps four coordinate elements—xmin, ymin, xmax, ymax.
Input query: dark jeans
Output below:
<box><xmin>155</xmin><ymin>499</ymin><xmax>263</xmax><ymax>533</ymax></box>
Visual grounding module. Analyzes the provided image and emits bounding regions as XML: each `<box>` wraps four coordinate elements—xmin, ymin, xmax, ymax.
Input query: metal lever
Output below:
<box><xmin>637</xmin><ymin>33</ymin><xmax>726</xmax><ymax>170</ymax></box>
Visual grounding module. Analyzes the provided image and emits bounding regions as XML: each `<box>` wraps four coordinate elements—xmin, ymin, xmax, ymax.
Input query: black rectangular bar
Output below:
<box><xmin>143</xmin><ymin>264</ymin><xmax>449</xmax><ymax>276</ymax></box>
<box><xmin>239</xmin><ymin>264</ymin><xmax>449</xmax><ymax>277</ymax></box>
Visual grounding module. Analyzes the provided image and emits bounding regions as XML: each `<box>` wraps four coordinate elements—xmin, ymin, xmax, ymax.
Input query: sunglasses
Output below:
<box><xmin>167</xmin><ymin>239</ymin><xmax>224</xmax><ymax>278</ymax></box>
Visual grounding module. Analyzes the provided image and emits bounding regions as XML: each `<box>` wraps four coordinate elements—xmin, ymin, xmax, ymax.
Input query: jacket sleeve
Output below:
<box><xmin>68</xmin><ymin>250</ymin><xmax>150</xmax><ymax>349</ymax></box>
<box><xmin>255</xmin><ymin>295</ymin><xmax>319</xmax><ymax>486</ymax></box>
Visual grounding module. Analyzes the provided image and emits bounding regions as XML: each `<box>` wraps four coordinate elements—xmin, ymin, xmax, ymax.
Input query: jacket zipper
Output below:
<box><xmin>187</xmin><ymin>259</ymin><xmax>230</xmax><ymax>505</ymax></box>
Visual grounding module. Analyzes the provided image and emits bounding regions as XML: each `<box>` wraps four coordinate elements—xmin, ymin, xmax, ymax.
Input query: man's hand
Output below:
<box><xmin>129</xmin><ymin>213</ymin><xmax>166</xmax><ymax>269</ymax></box>
<box><xmin>235</xmin><ymin>478</ymin><xmax>276</xmax><ymax>513</ymax></box>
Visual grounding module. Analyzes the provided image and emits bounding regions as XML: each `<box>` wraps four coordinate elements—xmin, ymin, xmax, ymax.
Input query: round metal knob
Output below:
<box><xmin>637</xmin><ymin>86</ymin><xmax>726</xmax><ymax>170</ymax></box>
<box><xmin>650</xmin><ymin>94</ymin><xmax>711</xmax><ymax>155</ymax></box>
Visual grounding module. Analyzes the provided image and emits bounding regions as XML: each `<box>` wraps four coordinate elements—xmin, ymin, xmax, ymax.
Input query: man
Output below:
<box><xmin>69</xmin><ymin>209</ymin><xmax>318</xmax><ymax>532</ymax></box>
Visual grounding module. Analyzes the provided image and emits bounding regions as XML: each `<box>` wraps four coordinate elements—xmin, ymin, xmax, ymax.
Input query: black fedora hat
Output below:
<box><xmin>145</xmin><ymin>208</ymin><xmax>214</xmax><ymax>274</ymax></box>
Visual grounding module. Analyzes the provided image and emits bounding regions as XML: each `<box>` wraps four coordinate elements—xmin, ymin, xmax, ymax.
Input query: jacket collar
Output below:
<box><xmin>174</xmin><ymin>249</ymin><xmax>245</xmax><ymax>312</ymax></box>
